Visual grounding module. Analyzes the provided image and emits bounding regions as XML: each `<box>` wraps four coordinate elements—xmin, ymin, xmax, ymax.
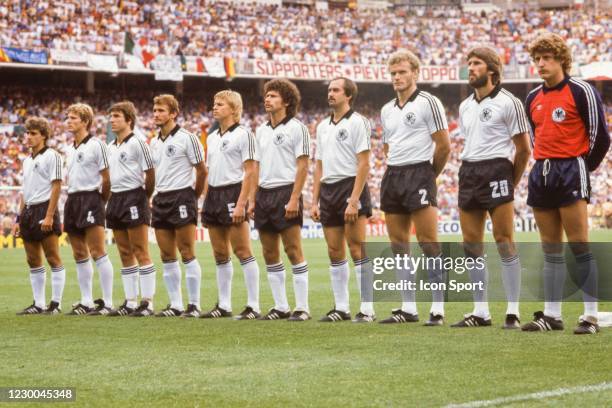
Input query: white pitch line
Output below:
<box><xmin>445</xmin><ymin>382</ymin><xmax>612</xmax><ymax>408</ymax></box>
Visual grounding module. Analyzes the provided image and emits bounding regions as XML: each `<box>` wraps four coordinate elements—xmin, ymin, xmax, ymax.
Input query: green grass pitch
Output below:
<box><xmin>1</xmin><ymin>231</ymin><xmax>611</xmax><ymax>407</ymax></box>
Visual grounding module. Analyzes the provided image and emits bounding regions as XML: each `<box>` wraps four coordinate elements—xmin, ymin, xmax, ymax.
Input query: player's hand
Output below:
<box><xmin>41</xmin><ymin>215</ymin><xmax>53</xmax><ymax>232</ymax></box>
<box><xmin>233</xmin><ymin>202</ymin><xmax>246</xmax><ymax>224</ymax></box>
<box><xmin>285</xmin><ymin>197</ymin><xmax>299</xmax><ymax>219</ymax></box>
<box><xmin>344</xmin><ymin>199</ymin><xmax>359</xmax><ymax>224</ymax></box>
<box><xmin>310</xmin><ymin>203</ymin><xmax>320</xmax><ymax>222</ymax></box>
<box><xmin>247</xmin><ymin>201</ymin><xmax>256</xmax><ymax>220</ymax></box>
<box><xmin>13</xmin><ymin>224</ymin><xmax>21</xmax><ymax>238</ymax></box>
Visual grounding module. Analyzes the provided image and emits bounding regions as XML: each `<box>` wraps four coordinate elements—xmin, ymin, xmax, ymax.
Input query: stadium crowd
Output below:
<box><xmin>1</xmin><ymin>86</ymin><xmax>610</xmax><ymax>228</ymax></box>
<box><xmin>0</xmin><ymin>1</ymin><xmax>610</xmax><ymax>67</ymax></box>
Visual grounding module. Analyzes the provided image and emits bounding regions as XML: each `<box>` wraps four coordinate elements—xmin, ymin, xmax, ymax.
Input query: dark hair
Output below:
<box><xmin>331</xmin><ymin>77</ymin><xmax>358</xmax><ymax>107</ymax></box>
<box><xmin>467</xmin><ymin>47</ymin><xmax>503</xmax><ymax>85</ymax></box>
<box><xmin>263</xmin><ymin>79</ymin><xmax>301</xmax><ymax>117</ymax></box>
<box><xmin>25</xmin><ymin>117</ymin><xmax>52</xmax><ymax>142</ymax></box>
<box><xmin>109</xmin><ymin>101</ymin><xmax>137</xmax><ymax>130</ymax></box>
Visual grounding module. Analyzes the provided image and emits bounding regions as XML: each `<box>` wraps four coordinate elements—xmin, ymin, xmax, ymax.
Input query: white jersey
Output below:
<box><xmin>22</xmin><ymin>147</ymin><xmax>63</xmax><ymax>205</ymax></box>
<box><xmin>107</xmin><ymin>133</ymin><xmax>154</xmax><ymax>193</ymax></box>
<box><xmin>66</xmin><ymin>134</ymin><xmax>109</xmax><ymax>194</ymax></box>
<box><xmin>315</xmin><ymin>109</ymin><xmax>371</xmax><ymax>184</ymax></box>
<box><xmin>150</xmin><ymin>125</ymin><xmax>204</xmax><ymax>193</ymax></box>
<box><xmin>255</xmin><ymin>116</ymin><xmax>310</xmax><ymax>189</ymax></box>
<box><xmin>381</xmin><ymin>90</ymin><xmax>448</xmax><ymax>166</ymax></box>
<box><xmin>206</xmin><ymin>123</ymin><xmax>256</xmax><ymax>187</ymax></box>
<box><xmin>459</xmin><ymin>86</ymin><xmax>529</xmax><ymax>161</ymax></box>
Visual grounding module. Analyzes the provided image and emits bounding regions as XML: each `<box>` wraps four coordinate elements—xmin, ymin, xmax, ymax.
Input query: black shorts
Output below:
<box><xmin>19</xmin><ymin>201</ymin><xmax>62</xmax><ymax>242</ymax></box>
<box><xmin>527</xmin><ymin>157</ymin><xmax>590</xmax><ymax>208</ymax></box>
<box><xmin>202</xmin><ymin>183</ymin><xmax>242</xmax><ymax>227</ymax></box>
<box><xmin>458</xmin><ymin>158</ymin><xmax>514</xmax><ymax>210</ymax></box>
<box><xmin>381</xmin><ymin>162</ymin><xmax>437</xmax><ymax>214</ymax></box>
<box><xmin>63</xmin><ymin>191</ymin><xmax>106</xmax><ymax>235</ymax></box>
<box><xmin>255</xmin><ymin>184</ymin><xmax>303</xmax><ymax>233</ymax></box>
<box><xmin>320</xmin><ymin>177</ymin><xmax>372</xmax><ymax>227</ymax></box>
<box><xmin>152</xmin><ymin>187</ymin><xmax>198</xmax><ymax>230</ymax></box>
<box><xmin>106</xmin><ymin>188</ymin><xmax>151</xmax><ymax>230</ymax></box>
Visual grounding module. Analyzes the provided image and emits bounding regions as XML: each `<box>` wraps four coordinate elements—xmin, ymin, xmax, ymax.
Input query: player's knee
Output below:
<box><xmin>262</xmin><ymin>246</ymin><xmax>280</xmax><ymax>265</ymax></box>
<box><xmin>45</xmin><ymin>254</ymin><xmax>62</xmax><ymax>269</ymax></box>
<box><xmin>178</xmin><ymin>247</ymin><xmax>195</xmax><ymax>261</ymax></box>
<box><xmin>26</xmin><ymin>254</ymin><xmax>41</xmax><ymax>268</ymax></box>
<box><xmin>131</xmin><ymin>244</ymin><xmax>151</xmax><ymax>265</ymax></box>
<box><xmin>327</xmin><ymin>246</ymin><xmax>344</xmax><ymax>261</ymax></box>
<box><xmin>233</xmin><ymin>246</ymin><xmax>252</xmax><ymax>260</ymax></box>
<box><xmin>285</xmin><ymin>245</ymin><xmax>303</xmax><ymax>265</ymax></box>
<box><xmin>213</xmin><ymin>249</ymin><xmax>230</xmax><ymax>262</ymax></box>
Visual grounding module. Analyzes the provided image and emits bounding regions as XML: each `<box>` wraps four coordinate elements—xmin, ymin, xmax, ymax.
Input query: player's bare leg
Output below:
<box><xmin>174</xmin><ymin>223</ymin><xmax>201</xmax><ymax>316</ymax></box>
<box><xmin>40</xmin><ymin>234</ymin><xmax>65</xmax><ymax>314</ymax></box>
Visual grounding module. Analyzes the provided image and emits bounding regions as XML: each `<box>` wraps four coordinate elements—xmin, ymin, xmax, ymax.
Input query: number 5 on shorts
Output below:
<box><xmin>86</xmin><ymin>211</ymin><xmax>94</xmax><ymax>223</ymax></box>
<box><xmin>179</xmin><ymin>205</ymin><xmax>188</xmax><ymax>219</ymax></box>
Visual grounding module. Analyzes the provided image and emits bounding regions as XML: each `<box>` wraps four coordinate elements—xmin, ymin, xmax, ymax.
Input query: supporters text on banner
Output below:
<box><xmin>241</xmin><ymin>59</ymin><xmax>460</xmax><ymax>83</ymax></box>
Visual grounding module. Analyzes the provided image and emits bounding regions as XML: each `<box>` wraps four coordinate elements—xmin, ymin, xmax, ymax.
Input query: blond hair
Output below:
<box><xmin>153</xmin><ymin>94</ymin><xmax>180</xmax><ymax>115</ymax></box>
<box><xmin>214</xmin><ymin>90</ymin><xmax>243</xmax><ymax>122</ymax></box>
<box><xmin>388</xmin><ymin>50</ymin><xmax>421</xmax><ymax>71</ymax></box>
<box><xmin>67</xmin><ymin>103</ymin><xmax>94</xmax><ymax>130</ymax></box>
<box><xmin>528</xmin><ymin>32</ymin><xmax>572</xmax><ymax>74</ymax></box>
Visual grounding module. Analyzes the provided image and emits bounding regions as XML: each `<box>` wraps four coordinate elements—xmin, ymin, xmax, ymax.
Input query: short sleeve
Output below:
<box><xmin>423</xmin><ymin>95</ymin><xmax>448</xmax><ymax>134</ymax></box>
<box><xmin>96</xmin><ymin>140</ymin><xmax>109</xmax><ymax>171</ymax></box>
<box><xmin>293</xmin><ymin>121</ymin><xmax>310</xmax><ymax>159</ymax></box>
<box><xmin>186</xmin><ymin>132</ymin><xmax>205</xmax><ymax>165</ymax></box>
<box><xmin>136</xmin><ymin>138</ymin><xmax>155</xmax><ymax>171</ymax></box>
<box><xmin>352</xmin><ymin>115</ymin><xmax>371</xmax><ymax>154</ymax></box>
<box><xmin>240</xmin><ymin>128</ymin><xmax>256</xmax><ymax>162</ymax></box>
<box><xmin>315</xmin><ymin>124</ymin><xmax>323</xmax><ymax>160</ymax></box>
<box><xmin>504</xmin><ymin>96</ymin><xmax>529</xmax><ymax>138</ymax></box>
<box><xmin>48</xmin><ymin>152</ymin><xmax>63</xmax><ymax>182</ymax></box>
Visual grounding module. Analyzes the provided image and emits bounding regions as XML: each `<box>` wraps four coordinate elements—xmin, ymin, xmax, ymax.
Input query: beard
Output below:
<box><xmin>468</xmin><ymin>72</ymin><xmax>489</xmax><ymax>88</ymax></box>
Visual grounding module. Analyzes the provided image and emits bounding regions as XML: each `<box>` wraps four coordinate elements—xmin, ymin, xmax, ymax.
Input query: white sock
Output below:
<box><xmin>184</xmin><ymin>258</ymin><xmax>202</xmax><ymax>309</ymax></box>
<box><xmin>468</xmin><ymin>258</ymin><xmax>490</xmax><ymax>319</ymax></box>
<box><xmin>30</xmin><ymin>266</ymin><xmax>46</xmax><ymax>308</ymax></box>
<box><xmin>576</xmin><ymin>252</ymin><xmax>598</xmax><ymax>318</ymax></box>
<box><xmin>50</xmin><ymin>265</ymin><xmax>65</xmax><ymax>304</ymax></box>
<box><xmin>427</xmin><ymin>254</ymin><xmax>446</xmax><ymax>316</ymax></box>
<box><xmin>240</xmin><ymin>256</ymin><xmax>260</xmax><ymax>312</ymax></box>
<box><xmin>330</xmin><ymin>260</ymin><xmax>350</xmax><ymax>313</ymax></box>
<box><xmin>267</xmin><ymin>263</ymin><xmax>289</xmax><ymax>312</ymax></box>
<box><xmin>501</xmin><ymin>254</ymin><xmax>521</xmax><ymax>316</ymax></box>
<box><xmin>95</xmin><ymin>254</ymin><xmax>114</xmax><ymax>308</ymax></box>
<box><xmin>162</xmin><ymin>260</ymin><xmax>183</xmax><ymax>310</ymax></box>
<box><xmin>216</xmin><ymin>259</ymin><xmax>233</xmax><ymax>312</ymax></box>
<box><xmin>139</xmin><ymin>264</ymin><xmax>156</xmax><ymax>303</ymax></box>
<box><xmin>76</xmin><ymin>258</ymin><xmax>94</xmax><ymax>307</ymax></box>
<box><xmin>121</xmin><ymin>265</ymin><xmax>139</xmax><ymax>305</ymax></box>
<box><xmin>292</xmin><ymin>262</ymin><xmax>309</xmax><ymax>312</ymax></box>
<box><xmin>354</xmin><ymin>258</ymin><xmax>374</xmax><ymax>316</ymax></box>
<box><xmin>543</xmin><ymin>253</ymin><xmax>566</xmax><ymax>319</ymax></box>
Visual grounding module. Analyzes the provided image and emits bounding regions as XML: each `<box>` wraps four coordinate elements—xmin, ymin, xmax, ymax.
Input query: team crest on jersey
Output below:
<box><xmin>552</xmin><ymin>107</ymin><xmax>566</xmax><ymax>122</ymax></box>
<box><xmin>273</xmin><ymin>133</ymin><xmax>286</xmax><ymax>145</ymax></box>
<box><xmin>336</xmin><ymin>129</ymin><xmax>349</xmax><ymax>142</ymax></box>
<box><xmin>479</xmin><ymin>108</ymin><xmax>493</xmax><ymax>122</ymax></box>
<box><xmin>165</xmin><ymin>144</ymin><xmax>177</xmax><ymax>157</ymax></box>
<box><xmin>220</xmin><ymin>139</ymin><xmax>230</xmax><ymax>151</ymax></box>
<box><xmin>404</xmin><ymin>112</ymin><xmax>417</xmax><ymax>125</ymax></box>
<box><xmin>76</xmin><ymin>152</ymin><xmax>85</xmax><ymax>163</ymax></box>
<box><xmin>119</xmin><ymin>151</ymin><xmax>128</xmax><ymax>163</ymax></box>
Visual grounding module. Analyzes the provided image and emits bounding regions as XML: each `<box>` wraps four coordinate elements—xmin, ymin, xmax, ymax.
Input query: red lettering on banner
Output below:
<box><xmin>353</xmin><ymin>65</ymin><xmax>362</xmax><ymax>80</ymax></box>
<box><xmin>255</xmin><ymin>60</ymin><xmax>267</xmax><ymax>76</ymax></box>
<box><xmin>334</xmin><ymin>65</ymin><xmax>343</xmax><ymax>78</ymax></box>
<box><xmin>430</xmin><ymin>67</ymin><xmax>440</xmax><ymax>81</ymax></box>
<box><xmin>282</xmin><ymin>62</ymin><xmax>292</xmax><ymax>77</ymax></box>
<box><xmin>301</xmin><ymin>63</ymin><xmax>310</xmax><ymax>78</ymax></box>
<box><xmin>326</xmin><ymin>64</ymin><xmax>335</xmax><ymax>79</ymax></box>
<box><xmin>439</xmin><ymin>67</ymin><xmax>448</xmax><ymax>80</ymax></box>
<box><xmin>273</xmin><ymin>61</ymin><xmax>283</xmax><ymax>76</ymax></box>
<box><xmin>449</xmin><ymin>67</ymin><xmax>457</xmax><ymax>80</ymax></box>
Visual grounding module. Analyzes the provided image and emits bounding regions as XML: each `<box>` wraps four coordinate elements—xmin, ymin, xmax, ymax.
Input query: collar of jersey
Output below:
<box><xmin>394</xmin><ymin>89</ymin><xmax>420</xmax><ymax>109</ymax></box>
<box><xmin>329</xmin><ymin>109</ymin><xmax>354</xmax><ymax>125</ymax></box>
<box><xmin>473</xmin><ymin>84</ymin><xmax>502</xmax><ymax>103</ymax></box>
<box><xmin>31</xmin><ymin>146</ymin><xmax>48</xmax><ymax>159</ymax></box>
<box><xmin>220</xmin><ymin>122</ymin><xmax>240</xmax><ymax>136</ymax></box>
<box><xmin>73</xmin><ymin>134</ymin><xmax>92</xmax><ymax>148</ymax></box>
<box><xmin>542</xmin><ymin>75</ymin><xmax>570</xmax><ymax>94</ymax></box>
<box><xmin>158</xmin><ymin>124</ymin><xmax>181</xmax><ymax>141</ymax></box>
<box><xmin>114</xmin><ymin>132</ymin><xmax>134</xmax><ymax>146</ymax></box>
<box><xmin>266</xmin><ymin>115</ymin><xmax>293</xmax><ymax>130</ymax></box>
